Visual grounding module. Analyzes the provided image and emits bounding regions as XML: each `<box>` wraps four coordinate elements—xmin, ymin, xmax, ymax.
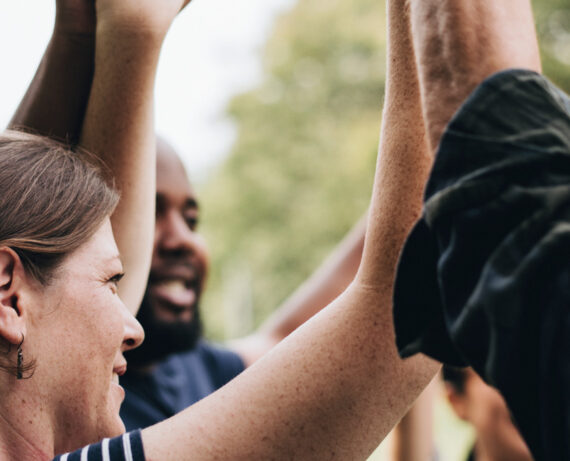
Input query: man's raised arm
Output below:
<box><xmin>8</xmin><ymin>1</ymin><xmax>95</xmax><ymax>142</ymax></box>
<box><xmin>395</xmin><ymin>1</ymin><xmax>570</xmax><ymax>459</ymax></box>
<box><xmin>409</xmin><ymin>0</ymin><xmax>541</xmax><ymax>150</ymax></box>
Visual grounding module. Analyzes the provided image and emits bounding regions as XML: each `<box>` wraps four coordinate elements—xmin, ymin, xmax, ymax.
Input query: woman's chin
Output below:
<box><xmin>106</xmin><ymin>417</ymin><xmax>126</xmax><ymax>439</ymax></box>
<box><xmin>105</xmin><ymin>384</ymin><xmax>127</xmax><ymax>436</ymax></box>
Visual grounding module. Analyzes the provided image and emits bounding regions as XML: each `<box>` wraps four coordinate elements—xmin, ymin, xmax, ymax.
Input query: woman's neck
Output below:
<box><xmin>0</xmin><ymin>386</ymin><xmax>54</xmax><ymax>460</ymax></box>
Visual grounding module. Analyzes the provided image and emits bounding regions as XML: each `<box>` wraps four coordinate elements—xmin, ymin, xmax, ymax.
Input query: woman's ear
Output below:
<box><xmin>0</xmin><ymin>247</ymin><xmax>27</xmax><ymax>345</ymax></box>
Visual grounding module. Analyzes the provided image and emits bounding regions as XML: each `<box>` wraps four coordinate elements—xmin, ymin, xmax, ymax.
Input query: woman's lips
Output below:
<box><xmin>113</xmin><ymin>363</ymin><xmax>127</xmax><ymax>377</ymax></box>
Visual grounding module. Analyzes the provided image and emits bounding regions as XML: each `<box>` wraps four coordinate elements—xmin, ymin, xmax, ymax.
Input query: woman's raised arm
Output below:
<box><xmin>79</xmin><ymin>0</ymin><xmax>191</xmax><ymax>313</ymax></box>
<box><xmin>141</xmin><ymin>1</ymin><xmax>439</xmax><ymax>459</ymax></box>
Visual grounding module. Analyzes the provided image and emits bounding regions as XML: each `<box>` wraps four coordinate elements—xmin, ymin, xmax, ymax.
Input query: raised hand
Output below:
<box><xmin>95</xmin><ymin>0</ymin><xmax>192</xmax><ymax>38</ymax></box>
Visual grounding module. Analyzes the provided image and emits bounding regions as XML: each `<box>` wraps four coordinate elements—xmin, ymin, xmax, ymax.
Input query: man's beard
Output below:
<box><xmin>125</xmin><ymin>291</ymin><xmax>203</xmax><ymax>368</ymax></box>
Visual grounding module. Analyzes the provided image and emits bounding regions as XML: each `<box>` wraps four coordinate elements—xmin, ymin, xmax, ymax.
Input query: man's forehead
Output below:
<box><xmin>156</xmin><ymin>143</ymin><xmax>196</xmax><ymax>204</ymax></box>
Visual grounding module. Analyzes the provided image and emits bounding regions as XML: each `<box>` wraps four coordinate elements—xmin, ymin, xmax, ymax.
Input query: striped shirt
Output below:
<box><xmin>52</xmin><ymin>431</ymin><xmax>145</xmax><ymax>461</ymax></box>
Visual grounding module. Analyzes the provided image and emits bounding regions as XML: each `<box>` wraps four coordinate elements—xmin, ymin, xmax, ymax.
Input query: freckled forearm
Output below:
<box><xmin>143</xmin><ymin>284</ymin><xmax>439</xmax><ymax>460</ymax></box>
<box><xmin>79</xmin><ymin>23</ymin><xmax>166</xmax><ymax>313</ymax></box>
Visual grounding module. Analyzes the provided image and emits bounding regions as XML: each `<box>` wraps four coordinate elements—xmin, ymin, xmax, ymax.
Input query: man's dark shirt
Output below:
<box><xmin>394</xmin><ymin>70</ymin><xmax>570</xmax><ymax>460</ymax></box>
<box><xmin>120</xmin><ymin>341</ymin><xmax>245</xmax><ymax>430</ymax></box>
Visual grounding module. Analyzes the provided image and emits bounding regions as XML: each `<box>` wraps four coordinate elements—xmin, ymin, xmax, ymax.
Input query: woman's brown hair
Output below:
<box><xmin>0</xmin><ymin>130</ymin><xmax>119</xmax><ymax>284</ymax></box>
<box><xmin>0</xmin><ymin>131</ymin><xmax>119</xmax><ymax>377</ymax></box>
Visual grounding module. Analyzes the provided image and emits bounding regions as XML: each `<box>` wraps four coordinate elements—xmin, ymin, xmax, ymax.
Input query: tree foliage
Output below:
<box><xmin>535</xmin><ymin>0</ymin><xmax>570</xmax><ymax>90</ymax></box>
<box><xmin>199</xmin><ymin>0</ymin><xmax>570</xmax><ymax>340</ymax></box>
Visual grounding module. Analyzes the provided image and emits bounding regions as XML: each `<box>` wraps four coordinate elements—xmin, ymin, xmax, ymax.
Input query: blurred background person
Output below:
<box><xmin>121</xmin><ymin>140</ymin><xmax>437</xmax><ymax>461</ymax></box>
<box><xmin>443</xmin><ymin>366</ymin><xmax>533</xmax><ymax>461</ymax></box>
<box><xmin>120</xmin><ymin>137</ymin><xmax>366</xmax><ymax>430</ymax></box>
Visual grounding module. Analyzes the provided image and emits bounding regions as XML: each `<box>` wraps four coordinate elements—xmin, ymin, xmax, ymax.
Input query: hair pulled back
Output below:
<box><xmin>0</xmin><ymin>130</ymin><xmax>119</xmax><ymax>285</ymax></box>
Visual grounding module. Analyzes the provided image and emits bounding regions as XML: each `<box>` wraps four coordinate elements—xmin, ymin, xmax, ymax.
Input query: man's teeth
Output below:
<box><xmin>153</xmin><ymin>279</ymin><xmax>197</xmax><ymax>308</ymax></box>
<box><xmin>158</xmin><ymin>280</ymin><xmax>189</xmax><ymax>294</ymax></box>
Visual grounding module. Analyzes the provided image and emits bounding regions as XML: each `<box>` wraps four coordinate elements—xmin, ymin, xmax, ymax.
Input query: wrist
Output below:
<box><xmin>52</xmin><ymin>25</ymin><xmax>96</xmax><ymax>48</ymax></box>
<box><xmin>96</xmin><ymin>21</ymin><xmax>169</xmax><ymax>51</ymax></box>
<box><xmin>93</xmin><ymin>22</ymin><xmax>165</xmax><ymax>82</ymax></box>
<box><xmin>95</xmin><ymin>12</ymin><xmax>172</xmax><ymax>44</ymax></box>
<box><xmin>95</xmin><ymin>24</ymin><xmax>167</xmax><ymax>61</ymax></box>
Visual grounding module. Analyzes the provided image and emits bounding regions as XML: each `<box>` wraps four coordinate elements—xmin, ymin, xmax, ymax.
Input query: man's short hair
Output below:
<box><xmin>442</xmin><ymin>365</ymin><xmax>468</xmax><ymax>393</ymax></box>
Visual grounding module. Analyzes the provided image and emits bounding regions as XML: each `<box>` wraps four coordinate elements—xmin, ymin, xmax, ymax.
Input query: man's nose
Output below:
<box><xmin>159</xmin><ymin>211</ymin><xmax>196</xmax><ymax>254</ymax></box>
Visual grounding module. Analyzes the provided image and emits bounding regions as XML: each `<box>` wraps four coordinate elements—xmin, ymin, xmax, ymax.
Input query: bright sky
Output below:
<box><xmin>0</xmin><ymin>0</ymin><xmax>295</xmax><ymax>181</ymax></box>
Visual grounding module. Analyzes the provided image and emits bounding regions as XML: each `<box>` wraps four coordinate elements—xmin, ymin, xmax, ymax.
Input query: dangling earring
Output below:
<box><xmin>16</xmin><ymin>333</ymin><xmax>24</xmax><ymax>380</ymax></box>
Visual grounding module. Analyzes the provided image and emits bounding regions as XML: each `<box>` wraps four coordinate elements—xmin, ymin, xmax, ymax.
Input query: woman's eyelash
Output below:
<box><xmin>109</xmin><ymin>273</ymin><xmax>125</xmax><ymax>284</ymax></box>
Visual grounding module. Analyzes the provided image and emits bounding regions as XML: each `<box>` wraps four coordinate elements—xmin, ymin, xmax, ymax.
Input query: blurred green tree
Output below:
<box><xmin>535</xmin><ymin>0</ymin><xmax>570</xmax><ymax>90</ymax></box>
<box><xmin>199</xmin><ymin>0</ymin><xmax>570</xmax><ymax>340</ymax></box>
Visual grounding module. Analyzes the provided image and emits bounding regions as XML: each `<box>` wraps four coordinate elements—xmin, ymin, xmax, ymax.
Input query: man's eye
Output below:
<box><xmin>185</xmin><ymin>217</ymin><xmax>198</xmax><ymax>230</ymax></box>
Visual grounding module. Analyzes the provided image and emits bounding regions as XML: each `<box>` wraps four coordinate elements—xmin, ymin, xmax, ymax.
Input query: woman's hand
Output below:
<box><xmin>95</xmin><ymin>0</ymin><xmax>192</xmax><ymax>38</ymax></box>
<box><xmin>54</xmin><ymin>0</ymin><xmax>96</xmax><ymax>38</ymax></box>
<box><xmin>54</xmin><ymin>0</ymin><xmax>192</xmax><ymax>39</ymax></box>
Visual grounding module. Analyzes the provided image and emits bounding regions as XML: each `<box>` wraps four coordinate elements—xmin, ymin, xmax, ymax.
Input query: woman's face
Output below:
<box><xmin>26</xmin><ymin>218</ymin><xmax>144</xmax><ymax>453</ymax></box>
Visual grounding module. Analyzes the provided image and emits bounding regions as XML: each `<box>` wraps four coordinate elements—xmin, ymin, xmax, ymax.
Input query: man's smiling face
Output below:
<box><xmin>126</xmin><ymin>139</ymin><xmax>209</xmax><ymax>367</ymax></box>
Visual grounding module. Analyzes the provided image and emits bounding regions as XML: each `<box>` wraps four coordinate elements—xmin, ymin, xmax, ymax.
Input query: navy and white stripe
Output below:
<box><xmin>52</xmin><ymin>430</ymin><xmax>144</xmax><ymax>461</ymax></box>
